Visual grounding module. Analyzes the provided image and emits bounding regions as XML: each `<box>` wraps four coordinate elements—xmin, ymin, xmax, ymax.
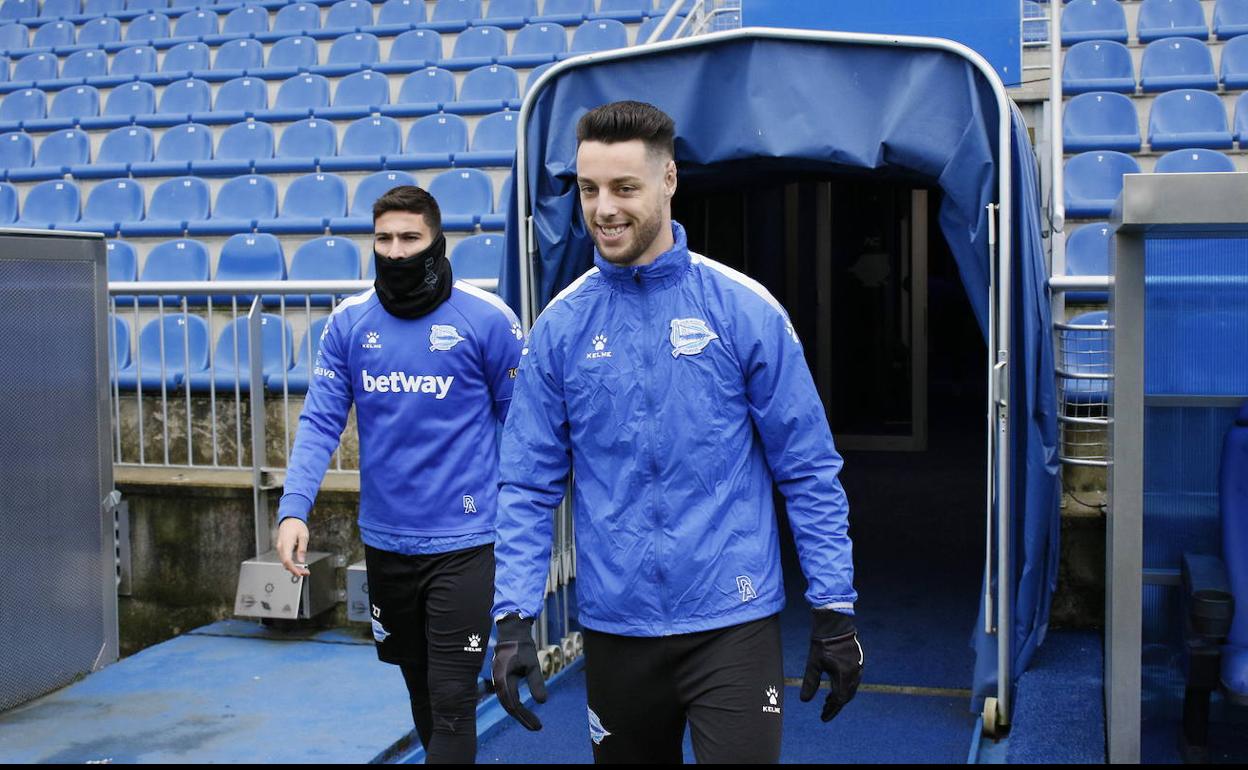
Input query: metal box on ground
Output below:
<box><xmin>346</xmin><ymin>560</ymin><xmax>369</xmax><ymax>623</ymax></box>
<box><xmin>234</xmin><ymin>551</ymin><xmax>336</xmax><ymax>620</ymax></box>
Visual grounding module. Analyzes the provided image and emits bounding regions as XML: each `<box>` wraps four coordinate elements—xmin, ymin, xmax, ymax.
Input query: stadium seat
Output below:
<box><xmin>1234</xmin><ymin>91</ymin><xmax>1248</xmax><ymax>144</ymax></box>
<box><xmin>326</xmin><ymin>0</ymin><xmax>373</xmax><ymax>30</ymax></box>
<box><xmin>187</xmin><ymin>314</ymin><xmax>293</xmax><ymax>393</ymax></box>
<box><xmin>314</xmin><ymin>67</ymin><xmax>389</xmax><ymax>120</ymax></box>
<box><xmin>261</xmin><ymin>172</ymin><xmax>347</xmax><ymax>232</ymax></box>
<box><xmin>526</xmin><ymin>60</ymin><xmax>555</xmax><ymax>93</ymax></box>
<box><xmin>427</xmin><ymin>167</ymin><xmax>492</xmax><ymax>230</ymax></box>
<box><xmin>213</xmin><ymin>39</ymin><xmax>264</xmax><ymax>81</ymax></box>
<box><xmin>393</xmin><ymin>111</ymin><xmax>465</xmax><ymax>169</ymax></box>
<box><xmin>19</xmin><ymin>127</ymin><xmax>89</xmax><ymax>181</ymax></box>
<box><xmin>503</xmin><ymin>21</ymin><xmax>566</xmax><ymax>67</ymax></box>
<box><xmin>107</xmin><ymin>239</ymin><xmax>138</xmax><ymax>284</ymax></box>
<box><xmin>135</xmin><ymin>121</ymin><xmax>212</xmax><ymax>176</ymax></box>
<box><xmin>1061</xmin><ymin>0</ymin><xmax>1129</xmax><ymax>45</ymax></box>
<box><xmin>384</xmin><ymin>28</ymin><xmax>442</xmax><ymax>68</ymax></box>
<box><xmin>108</xmin><ymin>314</ymin><xmax>132</xmax><ymax>383</ymax></box>
<box><xmin>116</xmin><ymin>314</ymin><xmax>210</xmax><ymax>390</ymax></box>
<box><xmin>49</xmin><ymin>85</ymin><xmax>100</xmax><ymax>122</ymax></box>
<box><xmin>0</xmin><ymin>88</ymin><xmax>45</xmax><ymax>123</ymax></box>
<box><xmin>1148</xmin><ymin>89</ymin><xmax>1233</xmax><ymax>150</ymax></box>
<box><xmin>17</xmin><ymin>178</ymin><xmax>79</xmax><ymax>228</ymax></box>
<box><xmin>78</xmin><ymin>177</ymin><xmax>144</xmax><ymax>234</ymax></box>
<box><xmin>266</xmin><ymin>36</ymin><xmax>319</xmax><ymax>78</ymax></box>
<box><xmin>194</xmin><ymin>119</ymin><xmax>272</xmax><ymax>175</ymax></box>
<box><xmin>373</xmin><ymin>0</ymin><xmax>426</xmax><ymax>32</ymax></box>
<box><xmin>162</xmin><ymin>42</ymin><xmax>211</xmax><ymax>76</ymax></box>
<box><xmin>598</xmin><ymin>0</ymin><xmax>650</xmax><ymax>23</ymax></box>
<box><xmin>457</xmin><ymin>109</ymin><xmax>517</xmax><ymax>166</ymax></box>
<box><xmin>0</xmin><ymin>0</ymin><xmax>36</xmax><ymax>21</ymax></box>
<box><xmin>1064</xmin><ymin>150</ymin><xmax>1140</xmax><ymax>218</ymax></box>
<box><xmin>430</xmin><ymin>0</ymin><xmax>482</xmax><ymax>30</ymax></box>
<box><xmin>41</xmin><ymin>0</ymin><xmax>80</xmax><ymax>17</ymax></box>
<box><xmin>174</xmin><ymin>9</ymin><xmax>218</xmax><ymax>38</ymax></box>
<box><xmin>455</xmin><ymin>63</ymin><xmax>518</xmax><ymax>113</ymax></box>
<box><xmin>270</xmin><ymin>316</ymin><xmax>330</xmax><ymax>394</ymax></box>
<box><xmin>0</xmin><ymin>130</ymin><xmax>32</xmax><ymax>174</ymax></box>
<box><xmin>636</xmin><ymin>14</ymin><xmax>684</xmax><ymax>43</ymax></box>
<box><xmin>1059</xmin><ymin>310</ymin><xmax>1111</xmax><ymax>404</ymax></box>
<box><xmin>126</xmin><ymin>13</ymin><xmax>171</xmax><ymax>43</ymax></box>
<box><xmin>486</xmin><ymin>0</ymin><xmax>536</xmax><ymax>29</ymax></box>
<box><xmin>1215</xmin><ymin>0</ymin><xmax>1248</xmax><ymax>39</ymax></box>
<box><xmin>1154</xmin><ymin>147</ymin><xmax>1237</xmax><ymax>172</ymax></box>
<box><xmin>1063</xmin><ymin>91</ymin><xmax>1141</xmax><ymax>152</ymax></box>
<box><xmin>274</xmin><ymin>2</ymin><xmax>321</xmax><ymax>33</ymax></box>
<box><xmin>320</xmin><ymin>31</ymin><xmax>381</xmax><ymax>76</ymax></box>
<box><xmin>450</xmin><ymin>232</ymin><xmax>503</xmax><ymax>279</ymax></box>
<box><xmin>63</xmin><ymin>50</ymin><xmax>108</xmax><ymax>81</ymax></box>
<box><xmin>287</xmin><ymin>235</ymin><xmax>361</xmax><ymax>306</ymax></box>
<box><xmin>1140</xmin><ymin>37</ymin><xmax>1218</xmax><ymax>91</ymax></box>
<box><xmin>78</xmin><ymin>17</ymin><xmax>121</xmax><ymax>46</ymax></box>
<box><xmin>541</xmin><ymin>0</ymin><xmax>592</xmax><ymax>26</ymax></box>
<box><xmin>0</xmin><ymin>181</ymin><xmax>16</xmax><ymax>222</ymax></box>
<box><xmin>388</xmin><ymin>66</ymin><xmax>455</xmax><ymax>116</ymax></box>
<box><xmin>1220</xmin><ymin>34</ymin><xmax>1248</xmax><ymax>87</ymax></box>
<box><xmin>32</xmin><ymin>20</ymin><xmax>75</xmax><ymax>49</ymax></box>
<box><xmin>321</xmin><ymin>114</ymin><xmax>400</xmax><ymax>171</ymax></box>
<box><xmin>103</xmin><ymin>81</ymin><xmax>157</xmax><ymax>121</ymax></box>
<box><xmin>270</xmin><ymin>73</ymin><xmax>330</xmax><ymax>120</ymax></box>
<box><xmin>211</xmin><ymin>75</ymin><xmax>267</xmax><ymax>125</ymax></box>
<box><xmin>191</xmin><ymin>172</ymin><xmax>276</xmax><ymax>234</ymax></box>
<box><xmin>1064</xmin><ymin>222</ymin><xmax>1110</xmax><ymax>304</ymax></box>
<box><xmin>329</xmin><ymin>168</ymin><xmax>415</xmax><ymax>232</ymax></box>
<box><xmin>571</xmin><ymin>18</ymin><xmax>629</xmax><ymax>53</ymax></box>
<box><xmin>123</xmin><ymin>175</ymin><xmax>210</xmax><ymax>235</ymax></box>
<box><xmin>223</xmin><ymin>4</ymin><xmax>268</xmax><ymax>35</ymax></box>
<box><xmin>452</xmin><ymin>25</ymin><xmax>508</xmax><ymax>67</ymax></box>
<box><xmin>0</xmin><ymin>23</ymin><xmax>26</xmax><ymax>52</ymax></box>
<box><xmin>127</xmin><ymin>0</ymin><xmax>168</xmax><ymax>11</ymax></box>
<box><xmin>137</xmin><ymin>238</ymin><xmax>210</xmax><ymax>309</ymax></box>
<box><xmin>1138</xmin><ymin>0</ymin><xmax>1209</xmax><ymax>43</ymax></box>
<box><xmin>111</xmin><ymin>46</ymin><xmax>159</xmax><ymax>78</ymax></box>
<box><xmin>13</xmin><ymin>52</ymin><xmax>55</xmax><ymax>82</ymax></box>
<box><xmin>83</xmin><ymin>0</ymin><xmax>124</xmax><ymax>14</ymax></box>
<box><xmin>252</xmin><ymin>116</ymin><xmax>335</xmax><ymax>173</ymax></box>
<box><xmin>212</xmin><ymin>233</ymin><xmax>287</xmax><ymax>305</ymax></box>
<box><xmin>159</xmin><ymin>78</ymin><xmax>212</xmax><ymax>116</ymax></box>
<box><xmin>77</xmin><ymin>124</ymin><xmax>152</xmax><ymax>178</ymax></box>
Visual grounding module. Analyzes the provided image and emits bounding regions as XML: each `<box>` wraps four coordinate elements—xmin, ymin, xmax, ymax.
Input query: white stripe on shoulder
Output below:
<box><xmin>330</xmin><ymin>287</ymin><xmax>376</xmax><ymax>318</ymax></box>
<box><xmin>690</xmin><ymin>253</ymin><xmax>788</xmax><ymax>319</ymax></box>
<box><xmin>548</xmin><ymin>266</ymin><xmax>600</xmax><ymax>307</ymax></box>
<box><xmin>455</xmin><ymin>280</ymin><xmax>520</xmax><ymax>325</ymax></box>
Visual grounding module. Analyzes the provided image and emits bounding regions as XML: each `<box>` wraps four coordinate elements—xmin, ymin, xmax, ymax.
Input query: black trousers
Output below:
<box><xmin>364</xmin><ymin>543</ymin><xmax>494</xmax><ymax>765</ymax></box>
<box><xmin>583</xmin><ymin>614</ymin><xmax>785</xmax><ymax>764</ymax></box>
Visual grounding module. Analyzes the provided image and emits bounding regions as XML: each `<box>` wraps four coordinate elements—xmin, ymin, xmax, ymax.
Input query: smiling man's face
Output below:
<box><xmin>576</xmin><ymin>138</ymin><xmax>677</xmax><ymax>267</ymax></box>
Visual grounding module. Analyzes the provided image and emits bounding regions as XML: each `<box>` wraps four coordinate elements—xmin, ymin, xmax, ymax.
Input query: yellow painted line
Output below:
<box><xmin>783</xmin><ymin>679</ymin><xmax>972</xmax><ymax>698</ymax></box>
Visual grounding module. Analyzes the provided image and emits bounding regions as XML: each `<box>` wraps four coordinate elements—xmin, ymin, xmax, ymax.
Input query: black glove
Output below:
<box><xmin>798</xmin><ymin>609</ymin><xmax>863</xmax><ymax>722</ymax></box>
<box><xmin>491</xmin><ymin>614</ymin><xmax>547</xmax><ymax>731</ymax></box>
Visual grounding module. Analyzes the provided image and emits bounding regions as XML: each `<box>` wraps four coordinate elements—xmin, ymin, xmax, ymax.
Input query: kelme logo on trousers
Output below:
<box><xmin>588</xmin><ymin>707</ymin><xmax>612</xmax><ymax>745</ymax></box>
<box><xmin>361</xmin><ymin>370</ymin><xmax>454</xmax><ymax>399</ymax></box>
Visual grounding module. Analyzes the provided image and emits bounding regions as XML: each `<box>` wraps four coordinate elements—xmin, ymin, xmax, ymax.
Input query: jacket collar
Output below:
<box><xmin>593</xmin><ymin>221</ymin><xmax>690</xmax><ymax>289</ymax></box>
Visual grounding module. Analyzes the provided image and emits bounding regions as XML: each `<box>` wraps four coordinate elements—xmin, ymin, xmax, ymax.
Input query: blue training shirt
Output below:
<box><xmin>278</xmin><ymin>281</ymin><xmax>524</xmax><ymax>548</ymax></box>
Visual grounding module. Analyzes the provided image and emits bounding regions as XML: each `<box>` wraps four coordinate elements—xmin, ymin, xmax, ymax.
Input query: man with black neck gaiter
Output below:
<box><xmin>275</xmin><ymin>186</ymin><xmax>524</xmax><ymax>763</ymax></box>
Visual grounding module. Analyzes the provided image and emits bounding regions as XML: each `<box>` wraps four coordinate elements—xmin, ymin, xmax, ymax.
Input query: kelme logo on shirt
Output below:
<box><xmin>429</xmin><ymin>324</ymin><xmax>465</xmax><ymax>352</ymax></box>
<box><xmin>362</xmin><ymin>331</ymin><xmax>382</xmax><ymax>350</ymax></box>
<box><xmin>670</xmin><ymin>318</ymin><xmax>719</xmax><ymax>357</ymax></box>
<box><xmin>361</xmin><ymin>370</ymin><xmax>454</xmax><ymax>399</ymax></box>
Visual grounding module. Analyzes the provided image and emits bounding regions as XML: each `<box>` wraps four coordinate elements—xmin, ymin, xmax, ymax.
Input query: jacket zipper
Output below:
<box><xmin>635</xmin><ymin>268</ymin><xmax>669</xmax><ymax>633</ymax></box>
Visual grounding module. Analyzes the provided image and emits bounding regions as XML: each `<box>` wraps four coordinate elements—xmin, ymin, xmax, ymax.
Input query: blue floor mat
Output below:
<box><xmin>1006</xmin><ymin>630</ymin><xmax>1106</xmax><ymax>763</ymax></box>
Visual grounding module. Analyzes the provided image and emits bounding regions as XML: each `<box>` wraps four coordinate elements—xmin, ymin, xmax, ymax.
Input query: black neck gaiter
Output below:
<box><xmin>373</xmin><ymin>232</ymin><xmax>453</xmax><ymax>319</ymax></box>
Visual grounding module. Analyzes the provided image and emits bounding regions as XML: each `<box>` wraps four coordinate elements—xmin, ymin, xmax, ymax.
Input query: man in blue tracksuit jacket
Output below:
<box><xmin>491</xmin><ymin>102</ymin><xmax>864</xmax><ymax>763</ymax></box>
<box><xmin>274</xmin><ymin>186</ymin><xmax>523</xmax><ymax>763</ymax></box>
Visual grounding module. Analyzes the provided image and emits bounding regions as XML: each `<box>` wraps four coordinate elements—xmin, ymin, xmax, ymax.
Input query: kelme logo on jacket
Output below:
<box><xmin>361</xmin><ymin>370</ymin><xmax>454</xmax><ymax>399</ymax></box>
<box><xmin>670</xmin><ymin>318</ymin><xmax>719</xmax><ymax>357</ymax></box>
<box><xmin>429</xmin><ymin>324</ymin><xmax>465</xmax><ymax>351</ymax></box>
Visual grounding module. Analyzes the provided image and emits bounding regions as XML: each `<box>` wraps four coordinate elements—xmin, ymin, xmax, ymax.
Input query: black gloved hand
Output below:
<box><xmin>798</xmin><ymin>609</ymin><xmax>864</xmax><ymax>722</ymax></box>
<box><xmin>491</xmin><ymin>614</ymin><xmax>547</xmax><ymax>731</ymax></box>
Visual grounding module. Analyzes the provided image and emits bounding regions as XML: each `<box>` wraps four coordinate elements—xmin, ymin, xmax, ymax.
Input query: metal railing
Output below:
<box><xmin>644</xmin><ymin>0</ymin><xmax>741</xmax><ymax>44</ymax></box>
<box><xmin>1049</xmin><ymin>275</ymin><xmax>1112</xmax><ymax>467</ymax></box>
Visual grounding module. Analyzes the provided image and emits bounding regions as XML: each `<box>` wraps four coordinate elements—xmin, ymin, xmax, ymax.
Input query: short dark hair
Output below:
<box><xmin>576</xmin><ymin>100</ymin><xmax>675</xmax><ymax>160</ymax></box>
<box><xmin>372</xmin><ymin>185</ymin><xmax>442</xmax><ymax>233</ymax></box>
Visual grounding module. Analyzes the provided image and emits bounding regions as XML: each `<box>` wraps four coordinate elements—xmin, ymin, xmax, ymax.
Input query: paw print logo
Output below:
<box><xmin>468</xmin><ymin>634</ymin><xmax>481</xmax><ymax>647</ymax></box>
<box><xmin>593</xmin><ymin>334</ymin><xmax>607</xmax><ymax>352</ymax></box>
<box><xmin>765</xmin><ymin>686</ymin><xmax>778</xmax><ymax>705</ymax></box>
<box><xmin>366</xmin><ymin>331</ymin><xmax>380</xmax><ymax>345</ymax></box>
<box><xmin>511</xmin><ymin>323</ymin><xmax>523</xmax><ymax>341</ymax></box>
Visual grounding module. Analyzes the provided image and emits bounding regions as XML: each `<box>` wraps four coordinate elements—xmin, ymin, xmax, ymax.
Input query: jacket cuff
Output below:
<box><xmin>277</xmin><ymin>493</ymin><xmax>314</xmax><ymax>523</ymax></box>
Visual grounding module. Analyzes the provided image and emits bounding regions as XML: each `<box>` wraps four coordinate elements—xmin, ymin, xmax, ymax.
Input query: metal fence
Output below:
<box><xmin>1049</xmin><ymin>276</ymin><xmax>1113</xmax><ymax>468</ymax></box>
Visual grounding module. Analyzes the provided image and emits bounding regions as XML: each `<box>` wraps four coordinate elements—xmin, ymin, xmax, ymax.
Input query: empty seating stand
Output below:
<box><xmin>1062</xmin><ymin>0</ymin><xmax>1129</xmax><ymax>45</ymax></box>
<box><xmin>1064</xmin><ymin>91</ymin><xmax>1142</xmax><ymax>152</ymax></box>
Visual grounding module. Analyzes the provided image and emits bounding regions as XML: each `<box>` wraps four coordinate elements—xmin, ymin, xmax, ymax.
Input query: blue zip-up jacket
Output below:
<box><xmin>279</xmin><ymin>281</ymin><xmax>524</xmax><ymax>538</ymax></box>
<box><xmin>494</xmin><ymin>222</ymin><xmax>856</xmax><ymax>636</ymax></box>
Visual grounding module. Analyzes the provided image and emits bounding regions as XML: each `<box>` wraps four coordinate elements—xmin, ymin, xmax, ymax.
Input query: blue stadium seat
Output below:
<box><xmin>486</xmin><ymin>0</ymin><xmax>535</xmax><ymax>29</ymax></box>
<box><xmin>1234</xmin><ymin>91</ymin><xmax>1248</xmax><ymax>144</ymax></box>
<box><xmin>1065</xmin><ymin>42</ymin><xmax>1136</xmax><ymax>97</ymax></box>
<box><xmin>1154</xmin><ymin>147</ymin><xmax>1236</xmax><ymax>172</ymax></box>
<box><xmin>0</xmin><ymin>87</ymin><xmax>44</xmax><ymax>122</ymax></box>
<box><xmin>274</xmin><ymin>2</ymin><xmax>320</xmax><ymax>33</ymax></box>
<box><xmin>103</xmin><ymin>81</ymin><xmax>157</xmax><ymax>121</ymax></box>
<box><xmin>1061</xmin><ymin>0</ymin><xmax>1128</xmax><ymax>45</ymax></box>
<box><xmin>136</xmin><ymin>121</ymin><xmax>212</xmax><ymax>175</ymax></box>
<box><xmin>188</xmin><ymin>313</ymin><xmax>293</xmax><ymax>393</ymax></box>
<box><xmin>0</xmin><ymin>0</ymin><xmax>36</xmax><ymax>21</ymax></box>
<box><xmin>1063</xmin><ymin>91</ymin><xmax>1141</xmax><ymax>152</ymax></box>
<box><xmin>1059</xmin><ymin>310</ymin><xmax>1111</xmax><ymax>405</ymax></box>
<box><xmin>636</xmin><ymin>14</ymin><xmax>683</xmax><ymax>43</ymax></box>
<box><xmin>191</xmin><ymin>172</ymin><xmax>276</xmax><ymax>234</ymax></box>
<box><xmin>373</xmin><ymin>0</ymin><xmax>425</xmax><ymax>32</ymax></box>
<box><xmin>322</xmin><ymin>114</ymin><xmax>400</xmax><ymax>171</ymax></box>
<box><xmin>430</xmin><ymin>0</ymin><xmax>482</xmax><ymax>30</ymax></box>
<box><xmin>1140</xmin><ymin>36</ymin><xmax>1217</xmax><ymax>91</ymax></box>
<box><xmin>0</xmin><ymin>22</ymin><xmax>27</xmax><ymax>51</ymax></box>
<box><xmin>211</xmin><ymin>233</ymin><xmax>287</xmax><ymax>305</ymax></box>
<box><xmin>63</xmin><ymin>50</ymin><xmax>108</xmax><ymax>80</ymax></box>
<box><xmin>32</xmin><ymin>20</ymin><xmax>75</xmax><ymax>49</ymax></box>
<box><xmin>78</xmin><ymin>177</ymin><xmax>144</xmax><ymax>234</ymax></box>
<box><xmin>325</xmin><ymin>0</ymin><xmax>372</xmax><ymax>30</ymax></box>
<box><xmin>174</xmin><ymin>9</ymin><xmax>218</xmax><ymax>38</ymax></box>
<box><xmin>108</xmin><ymin>314</ymin><xmax>132</xmax><ymax>383</ymax></box>
<box><xmin>213</xmin><ymin>39</ymin><xmax>264</xmax><ymax>81</ymax></box>
<box><xmin>158</xmin><ymin>77</ymin><xmax>211</xmax><ymax>116</ymax></box>
<box><xmin>83</xmin><ymin>0</ymin><xmax>123</xmax><ymax>14</ymax></box>
<box><xmin>253</xmin><ymin>116</ymin><xmax>334</xmax><ymax>172</ymax></box>
<box><xmin>41</xmin><ymin>0</ymin><xmax>80</xmax><ymax>18</ymax></box>
<box><xmin>525</xmin><ymin>60</ymin><xmax>554</xmax><ymax>93</ymax></box>
<box><xmin>597</xmin><ymin>0</ymin><xmax>649</xmax><ymax>23</ymax></box>
<box><xmin>450</xmin><ymin>232</ymin><xmax>502</xmax><ymax>279</ymax></box>
<box><xmin>223</xmin><ymin>4</ymin><xmax>268</xmax><ymax>35</ymax></box>
<box><xmin>504</xmin><ymin>21</ymin><xmax>566</xmax><ymax>67</ymax></box>
<box><xmin>394</xmin><ymin>111</ymin><xmax>464</xmax><ymax>168</ymax></box>
<box><xmin>107</xmin><ymin>239</ymin><xmax>138</xmax><ymax>283</ymax></box>
<box><xmin>570</xmin><ymin>18</ymin><xmax>629</xmax><ymax>53</ymax></box>
<box><xmin>212</xmin><ymin>74</ymin><xmax>266</xmax><ymax>123</ymax></box>
<box><xmin>1148</xmin><ymin>89</ymin><xmax>1233</xmax><ymax>149</ymax></box>
<box><xmin>453</xmin><ymin>25</ymin><xmax>507</xmax><ymax>67</ymax></box>
<box><xmin>266</xmin><ymin>35</ymin><xmax>319</xmax><ymax>78</ymax></box>
<box><xmin>317</xmin><ymin>31</ymin><xmax>380</xmax><ymax>76</ymax></box>
<box><xmin>269</xmin><ymin>73</ymin><xmax>329</xmax><ymax>120</ymax></box>
<box><xmin>541</xmin><ymin>0</ymin><xmax>591</xmax><ymax>26</ymax></box>
<box><xmin>320</xmin><ymin>67</ymin><xmax>388</xmax><ymax>118</ymax></box>
<box><xmin>13</xmin><ymin>51</ymin><xmax>56</xmax><ymax>82</ymax></box>
<box><xmin>1220</xmin><ymin>33</ymin><xmax>1248</xmax><ymax>87</ymax></box>
<box><xmin>137</xmin><ymin>237</ymin><xmax>210</xmax><ymax>309</ymax></box>
<box><xmin>388</xmin><ymin>66</ymin><xmax>455</xmax><ymax>116</ymax></box>
<box><xmin>329</xmin><ymin>168</ymin><xmax>415</xmax><ymax>231</ymax></box>
<box><xmin>383</xmin><ymin>28</ymin><xmax>442</xmax><ymax>68</ymax></box>
<box><xmin>18</xmin><ymin>178</ymin><xmax>79</xmax><ymax>227</ymax></box>
<box><xmin>194</xmin><ymin>119</ymin><xmax>272</xmax><ymax>175</ymax></box>
<box><xmin>78</xmin><ymin>16</ymin><xmax>121</xmax><ymax>46</ymax></box>
<box><xmin>287</xmin><ymin>235</ymin><xmax>360</xmax><ymax>306</ymax></box>
<box><xmin>1138</xmin><ymin>0</ymin><xmax>1209</xmax><ymax>43</ymax></box>
<box><xmin>0</xmin><ymin>130</ymin><xmax>32</xmax><ymax>173</ymax></box>
<box><xmin>0</xmin><ymin>55</ymin><xmax>8</xmax><ymax>85</ymax></box>
<box><xmin>127</xmin><ymin>0</ymin><xmax>169</xmax><ymax>11</ymax></box>
<box><xmin>457</xmin><ymin>109</ymin><xmax>516</xmax><ymax>165</ymax></box>
<box><xmin>126</xmin><ymin>13</ymin><xmax>171</xmax><ymax>42</ymax></box>
<box><xmin>77</xmin><ymin>124</ymin><xmax>152</xmax><ymax>178</ymax></box>
<box><xmin>479</xmin><ymin>171</ymin><xmax>507</xmax><ymax>229</ymax></box>
<box><xmin>28</xmin><ymin>127</ymin><xmax>89</xmax><ymax>177</ymax></box>
<box><xmin>270</xmin><ymin>316</ymin><xmax>330</xmax><ymax>393</ymax></box>
<box><xmin>1064</xmin><ymin>150</ymin><xmax>1140</xmax><ymax>218</ymax></box>
<box><xmin>117</xmin><ymin>314</ymin><xmax>210</xmax><ymax>390</ymax></box>
<box><xmin>427</xmin><ymin>167</ymin><xmax>491</xmax><ymax>229</ymax></box>
<box><xmin>112</xmin><ymin>45</ymin><xmax>159</xmax><ymax>77</ymax></box>
<box><xmin>455</xmin><ymin>63</ymin><xmax>517</xmax><ymax>113</ymax></box>
<box><xmin>261</xmin><ymin>172</ymin><xmax>347</xmax><ymax>233</ymax></box>
<box><xmin>48</xmin><ymin>85</ymin><xmax>99</xmax><ymax>125</ymax></box>
<box><xmin>123</xmin><ymin>175</ymin><xmax>209</xmax><ymax>235</ymax></box>
<box><xmin>0</xmin><ymin>180</ymin><xmax>16</xmax><ymax>222</ymax></box>
<box><xmin>1215</xmin><ymin>0</ymin><xmax>1248</xmax><ymax>39</ymax></box>
<box><xmin>162</xmin><ymin>42</ymin><xmax>211</xmax><ymax>75</ymax></box>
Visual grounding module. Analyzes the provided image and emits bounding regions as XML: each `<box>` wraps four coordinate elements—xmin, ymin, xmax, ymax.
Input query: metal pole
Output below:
<box><xmin>248</xmin><ymin>298</ymin><xmax>270</xmax><ymax>557</ymax></box>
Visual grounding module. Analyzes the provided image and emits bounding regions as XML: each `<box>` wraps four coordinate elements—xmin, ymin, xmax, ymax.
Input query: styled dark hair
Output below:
<box><xmin>576</xmin><ymin>100</ymin><xmax>675</xmax><ymax>160</ymax></box>
<box><xmin>372</xmin><ymin>184</ymin><xmax>442</xmax><ymax>233</ymax></box>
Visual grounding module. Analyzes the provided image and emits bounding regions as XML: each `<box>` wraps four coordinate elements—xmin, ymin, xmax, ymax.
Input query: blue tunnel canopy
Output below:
<box><xmin>500</xmin><ymin>32</ymin><xmax>1061</xmax><ymax>705</ymax></box>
